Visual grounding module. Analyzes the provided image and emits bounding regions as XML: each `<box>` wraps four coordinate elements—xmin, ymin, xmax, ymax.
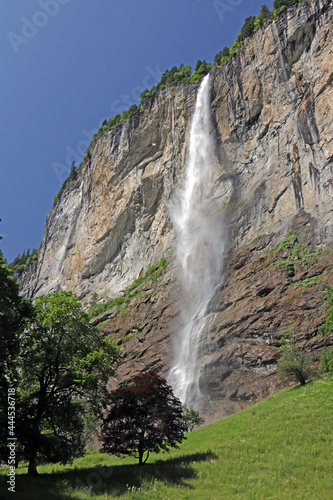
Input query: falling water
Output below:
<box><xmin>168</xmin><ymin>74</ymin><xmax>225</xmax><ymax>409</ymax></box>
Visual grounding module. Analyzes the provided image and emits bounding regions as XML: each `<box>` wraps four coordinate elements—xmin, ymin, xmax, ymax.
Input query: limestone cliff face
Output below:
<box><xmin>211</xmin><ymin>0</ymin><xmax>333</xmax><ymax>251</ymax></box>
<box><xmin>20</xmin><ymin>83</ymin><xmax>199</xmax><ymax>304</ymax></box>
<box><xmin>20</xmin><ymin>0</ymin><xmax>333</xmax><ymax>418</ymax></box>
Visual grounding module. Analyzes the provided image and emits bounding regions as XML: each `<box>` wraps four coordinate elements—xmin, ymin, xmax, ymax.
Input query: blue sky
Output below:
<box><xmin>0</xmin><ymin>0</ymin><xmax>274</xmax><ymax>262</ymax></box>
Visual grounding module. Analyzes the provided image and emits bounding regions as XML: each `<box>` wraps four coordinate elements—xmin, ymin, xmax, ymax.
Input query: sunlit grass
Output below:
<box><xmin>1</xmin><ymin>378</ymin><xmax>332</xmax><ymax>499</ymax></box>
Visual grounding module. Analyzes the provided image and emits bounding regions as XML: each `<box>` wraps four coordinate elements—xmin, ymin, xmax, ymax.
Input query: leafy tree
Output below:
<box><xmin>174</xmin><ymin>64</ymin><xmax>192</xmax><ymax>85</ymax></box>
<box><xmin>14</xmin><ymin>291</ymin><xmax>118</xmax><ymax>475</ymax></box>
<box><xmin>214</xmin><ymin>47</ymin><xmax>230</xmax><ymax>67</ymax></box>
<box><xmin>140</xmin><ymin>89</ymin><xmax>151</xmax><ymax>101</ymax></box>
<box><xmin>0</xmin><ymin>239</ymin><xmax>33</xmax><ymax>463</ymax></box>
<box><xmin>182</xmin><ymin>407</ymin><xmax>205</xmax><ymax>432</ymax></box>
<box><xmin>237</xmin><ymin>16</ymin><xmax>256</xmax><ymax>44</ymax></box>
<box><xmin>254</xmin><ymin>5</ymin><xmax>272</xmax><ymax>31</ymax></box>
<box><xmin>101</xmin><ymin>370</ymin><xmax>187</xmax><ymax>466</ymax></box>
<box><xmin>191</xmin><ymin>60</ymin><xmax>212</xmax><ymax>82</ymax></box>
<box><xmin>277</xmin><ymin>328</ymin><xmax>314</xmax><ymax>386</ymax></box>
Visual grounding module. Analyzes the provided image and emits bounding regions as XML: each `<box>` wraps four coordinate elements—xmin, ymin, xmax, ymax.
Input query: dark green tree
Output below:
<box><xmin>15</xmin><ymin>291</ymin><xmax>118</xmax><ymax>475</ymax></box>
<box><xmin>214</xmin><ymin>47</ymin><xmax>230</xmax><ymax>67</ymax></box>
<box><xmin>140</xmin><ymin>89</ymin><xmax>151</xmax><ymax>102</ymax></box>
<box><xmin>191</xmin><ymin>60</ymin><xmax>212</xmax><ymax>82</ymax></box>
<box><xmin>254</xmin><ymin>5</ymin><xmax>272</xmax><ymax>31</ymax></box>
<box><xmin>237</xmin><ymin>16</ymin><xmax>256</xmax><ymax>44</ymax></box>
<box><xmin>101</xmin><ymin>371</ymin><xmax>187</xmax><ymax>466</ymax></box>
<box><xmin>0</xmin><ymin>236</ymin><xmax>33</xmax><ymax>464</ymax></box>
<box><xmin>273</xmin><ymin>0</ymin><xmax>299</xmax><ymax>9</ymax></box>
<box><xmin>70</xmin><ymin>161</ymin><xmax>77</xmax><ymax>181</ymax></box>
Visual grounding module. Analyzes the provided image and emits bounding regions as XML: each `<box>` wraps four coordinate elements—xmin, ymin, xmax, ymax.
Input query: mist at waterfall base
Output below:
<box><xmin>167</xmin><ymin>74</ymin><xmax>226</xmax><ymax>410</ymax></box>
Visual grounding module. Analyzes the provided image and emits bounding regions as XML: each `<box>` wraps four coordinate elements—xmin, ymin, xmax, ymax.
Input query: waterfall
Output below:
<box><xmin>168</xmin><ymin>74</ymin><xmax>225</xmax><ymax>409</ymax></box>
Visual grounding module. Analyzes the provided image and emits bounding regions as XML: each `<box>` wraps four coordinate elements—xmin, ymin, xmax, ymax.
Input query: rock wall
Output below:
<box><xmin>21</xmin><ymin>0</ymin><xmax>332</xmax><ymax>306</ymax></box>
<box><xmin>211</xmin><ymin>0</ymin><xmax>333</xmax><ymax>251</ymax></box>
<box><xmin>100</xmin><ymin>212</ymin><xmax>333</xmax><ymax>422</ymax></box>
<box><xmin>19</xmin><ymin>0</ymin><xmax>333</xmax><ymax>418</ymax></box>
<box><xmin>20</xmin><ymin>83</ymin><xmax>200</xmax><ymax>305</ymax></box>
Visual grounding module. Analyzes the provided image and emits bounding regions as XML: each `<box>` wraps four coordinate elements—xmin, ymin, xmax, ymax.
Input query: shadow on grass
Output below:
<box><xmin>0</xmin><ymin>451</ymin><xmax>217</xmax><ymax>499</ymax></box>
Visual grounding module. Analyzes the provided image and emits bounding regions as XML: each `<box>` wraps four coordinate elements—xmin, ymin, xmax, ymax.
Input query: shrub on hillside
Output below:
<box><xmin>321</xmin><ymin>347</ymin><xmax>333</xmax><ymax>375</ymax></box>
<box><xmin>277</xmin><ymin>327</ymin><xmax>314</xmax><ymax>386</ymax></box>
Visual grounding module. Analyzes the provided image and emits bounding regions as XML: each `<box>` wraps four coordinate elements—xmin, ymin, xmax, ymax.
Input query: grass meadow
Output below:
<box><xmin>1</xmin><ymin>378</ymin><xmax>332</xmax><ymax>499</ymax></box>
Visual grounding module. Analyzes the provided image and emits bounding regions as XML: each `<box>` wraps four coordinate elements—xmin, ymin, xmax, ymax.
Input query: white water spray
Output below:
<box><xmin>168</xmin><ymin>74</ymin><xmax>225</xmax><ymax>409</ymax></box>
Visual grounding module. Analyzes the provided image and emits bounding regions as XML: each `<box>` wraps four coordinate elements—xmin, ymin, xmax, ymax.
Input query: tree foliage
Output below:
<box><xmin>53</xmin><ymin>0</ymin><xmax>305</xmax><ymax>205</ymax></box>
<box><xmin>182</xmin><ymin>407</ymin><xmax>205</xmax><ymax>432</ymax></box>
<box><xmin>254</xmin><ymin>5</ymin><xmax>272</xmax><ymax>32</ymax></box>
<box><xmin>213</xmin><ymin>1</ymin><xmax>306</xmax><ymax>67</ymax></box>
<box><xmin>214</xmin><ymin>47</ymin><xmax>230</xmax><ymax>67</ymax></box>
<box><xmin>273</xmin><ymin>0</ymin><xmax>302</xmax><ymax>9</ymax></box>
<box><xmin>13</xmin><ymin>291</ymin><xmax>118</xmax><ymax>475</ymax></box>
<box><xmin>321</xmin><ymin>347</ymin><xmax>333</xmax><ymax>375</ymax></box>
<box><xmin>53</xmin><ymin>105</ymin><xmax>139</xmax><ymax>204</ymax></box>
<box><xmin>277</xmin><ymin>327</ymin><xmax>314</xmax><ymax>386</ymax></box>
<box><xmin>0</xmin><ymin>242</ymin><xmax>33</xmax><ymax>463</ymax></box>
<box><xmin>8</xmin><ymin>247</ymin><xmax>39</xmax><ymax>274</ymax></box>
<box><xmin>101</xmin><ymin>370</ymin><xmax>187</xmax><ymax>466</ymax></box>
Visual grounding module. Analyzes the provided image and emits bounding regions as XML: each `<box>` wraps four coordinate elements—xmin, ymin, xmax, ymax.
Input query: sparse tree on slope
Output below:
<box><xmin>101</xmin><ymin>370</ymin><xmax>187</xmax><ymax>466</ymax></box>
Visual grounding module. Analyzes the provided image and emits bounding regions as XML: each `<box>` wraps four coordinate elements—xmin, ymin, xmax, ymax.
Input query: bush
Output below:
<box><xmin>182</xmin><ymin>407</ymin><xmax>205</xmax><ymax>432</ymax></box>
<box><xmin>277</xmin><ymin>328</ymin><xmax>314</xmax><ymax>386</ymax></box>
<box><xmin>321</xmin><ymin>347</ymin><xmax>333</xmax><ymax>375</ymax></box>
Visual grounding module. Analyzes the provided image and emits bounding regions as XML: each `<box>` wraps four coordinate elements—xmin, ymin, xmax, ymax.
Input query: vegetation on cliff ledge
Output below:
<box><xmin>88</xmin><ymin>257</ymin><xmax>167</xmax><ymax>319</ymax></box>
<box><xmin>52</xmin><ymin>0</ymin><xmax>309</xmax><ymax>206</ymax></box>
<box><xmin>8</xmin><ymin>247</ymin><xmax>39</xmax><ymax>274</ymax></box>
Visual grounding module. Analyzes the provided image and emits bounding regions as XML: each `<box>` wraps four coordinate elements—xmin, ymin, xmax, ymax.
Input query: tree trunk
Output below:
<box><xmin>27</xmin><ymin>449</ymin><xmax>38</xmax><ymax>476</ymax></box>
<box><xmin>138</xmin><ymin>449</ymin><xmax>143</xmax><ymax>466</ymax></box>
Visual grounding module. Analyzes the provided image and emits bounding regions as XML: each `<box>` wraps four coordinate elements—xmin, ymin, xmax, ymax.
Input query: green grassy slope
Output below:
<box><xmin>1</xmin><ymin>378</ymin><xmax>332</xmax><ymax>499</ymax></box>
